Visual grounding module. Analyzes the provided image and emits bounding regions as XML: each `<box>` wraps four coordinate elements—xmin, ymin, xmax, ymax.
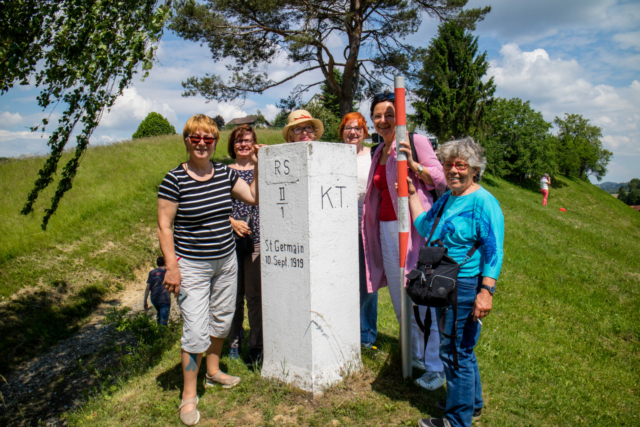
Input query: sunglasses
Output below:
<box><xmin>234</xmin><ymin>138</ymin><xmax>254</xmax><ymax>145</ymax></box>
<box><xmin>375</xmin><ymin>92</ymin><xmax>395</xmax><ymax>101</ymax></box>
<box><xmin>443</xmin><ymin>161</ymin><xmax>469</xmax><ymax>171</ymax></box>
<box><xmin>188</xmin><ymin>135</ymin><xmax>216</xmax><ymax>145</ymax></box>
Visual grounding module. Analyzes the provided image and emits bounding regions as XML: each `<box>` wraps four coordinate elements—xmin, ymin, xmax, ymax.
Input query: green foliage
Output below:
<box><xmin>412</xmin><ymin>21</ymin><xmax>495</xmax><ymax>141</ymax></box>
<box><xmin>617</xmin><ymin>178</ymin><xmax>640</xmax><ymax>206</ymax></box>
<box><xmin>319</xmin><ymin>69</ymin><xmax>359</xmax><ymax>117</ymax></box>
<box><xmin>132</xmin><ymin>112</ymin><xmax>176</xmax><ymax>139</ymax></box>
<box><xmin>212</xmin><ymin>114</ymin><xmax>225</xmax><ymax>130</ymax></box>
<box><xmin>304</xmin><ymin>103</ymin><xmax>341</xmax><ymax>142</ymax></box>
<box><xmin>554</xmin><ymin>113</ymin><xmax>612</xmax><ymax>182</ymax></box>
<box><xmin>170</xmin><ymin>0</ymin><xmax>490</xmax><ymax>117</ymax></box>
<box><xmin>0</xmin><ymin>0</ymin><xmax>172</xmax><ymax>229</ymax></box>
<box><xmin>480</xmin><ymin>98</ymin><xmax>556</xmax><ymax>180</ymax></box>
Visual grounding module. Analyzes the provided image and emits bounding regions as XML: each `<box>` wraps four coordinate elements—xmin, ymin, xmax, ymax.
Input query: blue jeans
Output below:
<box><xmin>152</xmin><ymin>301</ymin><xmax>171</xmax><ymax>326</ymax></box>
<box><xmin>436</xmin><ymin>276</ymin><xmax>483</xmax><ymax>427</ymax></box>
<box><xmin>359</xmin><ymin>234</ymin><xmax>378</xmax><ymax>347</ymax></box>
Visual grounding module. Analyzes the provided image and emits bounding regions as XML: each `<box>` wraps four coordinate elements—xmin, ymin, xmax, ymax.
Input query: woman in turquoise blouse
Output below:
<box><xmin>406</xmin><ymin>137</ymin><xmax>504</xmax><ymax>427</ymax></box>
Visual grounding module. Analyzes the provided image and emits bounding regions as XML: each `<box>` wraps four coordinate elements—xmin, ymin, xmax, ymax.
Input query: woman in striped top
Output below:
<box><xmin>158</xmin><ymin>114</ymin><xmax>260</xmax><ymax>426</ymax></box>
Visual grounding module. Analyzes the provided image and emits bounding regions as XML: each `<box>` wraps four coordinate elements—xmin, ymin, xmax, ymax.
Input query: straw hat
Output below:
<box><xmin>281</xmin><ymin>109</ymin><xmax>324</xmax><ymax>141</ymax></box>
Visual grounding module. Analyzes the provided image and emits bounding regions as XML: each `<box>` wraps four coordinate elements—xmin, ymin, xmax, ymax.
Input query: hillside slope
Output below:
<box><xmin>1</xmin><ymin>133</ymin><xmax>639</xmax><ymax>425</ymax></box>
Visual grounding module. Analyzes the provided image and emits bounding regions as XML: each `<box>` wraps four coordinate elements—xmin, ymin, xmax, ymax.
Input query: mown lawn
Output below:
<box><xmin>1</xmin><ymin>132</ymin><xmax>639</xmax><ymax>425</ymax></box>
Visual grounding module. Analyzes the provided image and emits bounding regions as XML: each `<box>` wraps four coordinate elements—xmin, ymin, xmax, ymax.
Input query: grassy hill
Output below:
<box><xmin>1</xmin><ymin>131</ymin><xmax>639</xmax><ymax>426</ymax></box>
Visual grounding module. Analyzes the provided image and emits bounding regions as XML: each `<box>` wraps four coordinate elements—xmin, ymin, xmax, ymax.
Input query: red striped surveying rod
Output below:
<box><xmin>395</xmin><ymin>76</ymin><xmax>412</xmax><ymax>379</ymax></box>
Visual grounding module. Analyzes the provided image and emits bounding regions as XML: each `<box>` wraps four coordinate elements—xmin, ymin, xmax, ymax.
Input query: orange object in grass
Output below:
<box><xmin>559</xmin><ymin>208</ymin><xmax>567</xmax><ymax>212</ymax></box>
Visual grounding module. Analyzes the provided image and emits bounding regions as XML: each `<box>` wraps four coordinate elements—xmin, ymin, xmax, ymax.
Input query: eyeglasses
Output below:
<box><xmin>293</xmin><ymin>125</ymin><xmax>315</xmax><ymax>135</ymax></box>
<box><xmin>344</xmin><ymin>126</ymin><xmax>363</xmax><ymax>134</ymax></box>
<box><xmin>375</xmin><ymin>92</ymin><xmax>395</xmax><ymax>101</ymax></box>
<box><xmin>443</xmin><ymin>161</ymin><xmax>469</xmax><ymax>171</ymax></box>
<box><xmin>188</xmin><ymin>135</ymin><xmax>216</xmax><ymax>145</ymax></box>
<box><xmin>234</xmin><ymin>139</ymin><xmax>254</xmax><ymax>145</ymax></box>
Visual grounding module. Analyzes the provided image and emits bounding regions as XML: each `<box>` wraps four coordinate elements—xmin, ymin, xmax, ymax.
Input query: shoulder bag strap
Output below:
<box><xmin>426</xmin><ymin>201</ymin><xmax>447</xmax><ymax>245</ymax></box>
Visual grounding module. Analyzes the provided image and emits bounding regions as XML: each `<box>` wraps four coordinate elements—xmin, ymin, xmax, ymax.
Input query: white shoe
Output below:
<box><xmin>412</xmin><ymin>357</ymin><xmax>426</xmax><ymax>371</ymax></box>
<box><xmin>414</xmin><ymin>371</ymin><xmax>446</xmax><ymax>391</ymax></box>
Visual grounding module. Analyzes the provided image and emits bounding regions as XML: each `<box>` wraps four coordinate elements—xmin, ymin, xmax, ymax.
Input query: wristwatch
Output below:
<box><xmin>480</xmin><ymin>284</ymin><xmax>496</xmax><ymax>295</ymax></box>
<box><xmin>416</xmin><ymin>164</ymin><xmax>424</xmax><ymax>174</ymax></box>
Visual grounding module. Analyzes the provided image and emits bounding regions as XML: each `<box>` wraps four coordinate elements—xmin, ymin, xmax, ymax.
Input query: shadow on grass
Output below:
<box><xmin>369</xmin><ymin>332</ymin><xmax>446</xmax><ymax>416</ymax></box>
<box><xmin>156</xmin><ymin>358</ymin><xmax>230</xmax><ymax>397</ymax></box>
<box><xmin>0</xmin><ymin>282</ymin><xmax>110</xmax><ymax>375</ymax></box>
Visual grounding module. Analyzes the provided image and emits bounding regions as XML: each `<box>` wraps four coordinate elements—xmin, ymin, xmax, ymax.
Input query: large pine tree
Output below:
<box><xmin>412</xmin><ymin>21</ymin><xmax>495</xmax><ymax>141</ymax></box>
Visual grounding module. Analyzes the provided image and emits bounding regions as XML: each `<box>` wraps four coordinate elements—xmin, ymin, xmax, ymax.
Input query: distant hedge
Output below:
<box><xmin>132</xmin><ymin>112</ymin><xmax>176</xmax><ymax>139</ymax></box>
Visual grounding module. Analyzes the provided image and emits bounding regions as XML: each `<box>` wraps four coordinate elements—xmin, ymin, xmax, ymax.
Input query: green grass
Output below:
<box><xmin>0</xmin><ymin>130</ymin><xmax>283</xmax><ymax>373</ymax></box>
<box><xmin>1</xmin><ymin>131</ymin><xmax>640</xmax><ymax>425</ymax></box>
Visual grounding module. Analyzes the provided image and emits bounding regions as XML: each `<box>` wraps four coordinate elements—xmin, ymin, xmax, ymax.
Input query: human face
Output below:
<box><xmin>444</xmin><ymin>156</ymin><xmax>478</xmax><ymax>196</ymax></box>
<box><xmin>293</xmin><ymin>123</ymin><xmax>315</xmax><ymax>142</ymax></box>
<box><xmin>372</xmin><ymin>101</ymin><xmax>396</xmax><ymax>143</ymax></box>
<box><xmin>342</xmin><ymin>119</ymin><xmax>365</xmax><ymax>149</ymax></box>
<box><xmin>233</xmin><ymin>131</ymin><xmax>254</xmax><ymax>159</ymax></box>
<box><xmin>185</xmin><ymin>129</ymin><xmax>216</xmax><ymax>161</ymax></box>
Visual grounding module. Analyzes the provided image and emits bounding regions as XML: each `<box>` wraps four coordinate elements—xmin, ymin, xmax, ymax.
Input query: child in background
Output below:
<box><xmin>144</xmin><ymin>257</ymin><xmax>171</xmax><ymax>326</ymax></box>
<box><xmin>540</xmin><ymin>174</ymin><xmax>551</xmax><ymax>206</ymax></box>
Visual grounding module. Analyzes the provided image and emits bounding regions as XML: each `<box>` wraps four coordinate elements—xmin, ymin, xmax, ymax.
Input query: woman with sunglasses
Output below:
<box><xmin>409</xmin><ymin>137</ymin><xmax>504</xmax><ymax>427</ymax></box>
<box><xmin>281</xmin><ymin>109</ymin><xmax>324</xmax><ymax>142</ymax></box>
<box><xmin>226</xmin><ymin>124</ymin><xmax>263</xmax><ymax>365</ymax></box>
<box><xmin>158</xmin><ymin>114</ymin><xmax>260</xmax><ymax>426</ymax></box>
<box><xmin>361</xmin><ymin>93</ymin><xmax>447</xmax><ymax>390</ymax></box>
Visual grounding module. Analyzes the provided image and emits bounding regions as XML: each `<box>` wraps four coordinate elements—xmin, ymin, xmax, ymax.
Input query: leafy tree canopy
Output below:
<box><xmin>132</xmin><ymin>112</ymin><xmax>176</xmax><ymax>139</ymax></box>
<box><xmin>480</xmin><ymin>98</ymin><xmax>555</xmax><ymax>180</ymax></box>
<box><xmin>617</xmin><ymin>178</ymin><xmax>640</xmax><ymax>206</ymax></box>
<box><xmin>411</xmin><ymin>20</ymin><xmax>495</xmax><ymax>141</ymax></box>
<box><xmin>1</xmin><ymin>0</ymin><xmax>171</xmax><ymax>229</ymax></box>
<box><xmin>554</xmin><ymin>114</ymin><xmax>612</xmax><ymax>182</ymax></box>
<box><xmin>212</xmin><ymin>114</ymin><xmax>225</xmax><ymax>130</ymax></box>
<box><xmin>170</xmin><ymin>0</ymin><xmax>490</xmax><ymax>117</ymax></box>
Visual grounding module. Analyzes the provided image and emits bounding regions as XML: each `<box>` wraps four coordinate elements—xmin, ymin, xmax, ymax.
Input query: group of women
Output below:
<box><xmin>157</xmin><ymin>94</ymin><xmax>504</xmax><ymax>427</ymax></box>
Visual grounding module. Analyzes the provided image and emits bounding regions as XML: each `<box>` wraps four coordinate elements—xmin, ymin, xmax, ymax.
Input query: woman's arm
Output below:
<box><xmin>406</xmin><ymin>177</ymin><xmax>425</xmax><ymax>221</ymax></box>
<box><xmin>158</xmin><ymin>198</ymin><xmax>181</xmax><ymax>297</ymax></box>
<box><xmin>398</xmin><ymin>134</ymin><xmax>446</xmax><ymax>191</ymax></box>
<box><xmin>231</xmin><ymin>145</ymin><xmax>262</xmax><ymax>205</ymax></box>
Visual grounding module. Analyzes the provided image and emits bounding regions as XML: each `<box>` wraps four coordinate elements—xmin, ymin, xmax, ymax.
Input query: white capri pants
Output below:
<box><xmin>380</xmin><ymin>220</ymin><xmax>443</xmax><ymax>372</ymax></box>
<box><xmin>178</xmin><ymin>254</ymin><xmax>238</xmax><ymax>354</ymax></box>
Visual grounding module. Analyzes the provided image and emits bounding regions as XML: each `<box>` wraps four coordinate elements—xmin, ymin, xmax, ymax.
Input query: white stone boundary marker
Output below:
<box><xmin>258</xmin><ymin>141</ymin><xmax>361</xmax><ymax>397</ymax></box>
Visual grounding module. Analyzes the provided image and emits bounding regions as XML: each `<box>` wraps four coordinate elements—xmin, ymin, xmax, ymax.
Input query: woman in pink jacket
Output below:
<box><xmin>362</xmin><ymin>93</ymin><xmax>447</xmax><ymax>390</ymax></box>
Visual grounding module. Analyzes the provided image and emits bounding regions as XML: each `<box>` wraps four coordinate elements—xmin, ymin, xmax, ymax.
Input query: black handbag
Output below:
<box><xmin>405</xmin><ymin>201</ymin><xmax>480</xmax><ymax>369</ymax></box>
<box><xmin>232</xmin><ymin>214</ymin><xmax>253</xmax><ymax>251</ymax></box>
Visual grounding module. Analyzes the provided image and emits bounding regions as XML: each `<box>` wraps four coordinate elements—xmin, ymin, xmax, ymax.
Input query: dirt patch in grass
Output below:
<box><xmin>0</xmin><ymin>267</ymin><xmax>179</xmax><ymax>427</ymax></box>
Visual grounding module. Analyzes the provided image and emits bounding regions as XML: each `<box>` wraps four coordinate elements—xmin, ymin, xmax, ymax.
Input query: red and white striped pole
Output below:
<box><xmin>395</xmin><ymin>76</ymin><xmax>412</xmax><ymax>379</ymax></box>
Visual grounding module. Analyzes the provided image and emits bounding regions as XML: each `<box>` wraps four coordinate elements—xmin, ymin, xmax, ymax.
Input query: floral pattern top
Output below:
<box><xmin>231</xmin><ymin>168</ymin><xmax>260</xmax><ymax>244</ymax></box>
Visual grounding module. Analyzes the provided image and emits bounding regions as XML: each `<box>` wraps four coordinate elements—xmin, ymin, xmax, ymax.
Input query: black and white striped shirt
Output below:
<box><xmin>158</xmin><ymin>162</ymin><xmax>239</xmax><ymax>260</ymax></box>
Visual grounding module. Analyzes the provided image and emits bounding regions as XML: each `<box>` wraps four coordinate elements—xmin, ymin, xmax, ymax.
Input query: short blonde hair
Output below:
<box><xmin>183</xmin><ymin>114</ymin><xmax>220</xmax><ymax>140</ymax></box>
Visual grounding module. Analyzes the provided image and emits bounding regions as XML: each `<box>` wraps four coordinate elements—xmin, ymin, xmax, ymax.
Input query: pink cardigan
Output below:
<box><xmin>361</xmin><ymin>134</ymin><xmax>446</xmax><ymax>293</ymax></box>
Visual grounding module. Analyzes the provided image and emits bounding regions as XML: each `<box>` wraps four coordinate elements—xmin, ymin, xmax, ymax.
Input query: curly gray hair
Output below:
<box><xmin>437</xmin><ymin>137</ymin><xmax>487</xmax><ymax>183</ymax></box>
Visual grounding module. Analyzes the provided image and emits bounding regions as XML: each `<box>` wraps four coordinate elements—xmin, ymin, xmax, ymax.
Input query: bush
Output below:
<box><xmin>213</xmin><ymin>115</ymin><xmax>225</xmax><ymax>130</ymax></box>
<box><xmin>132</xmin><ymin>112</ymin><xmax>176</xmax><ymax>139</ymax></box>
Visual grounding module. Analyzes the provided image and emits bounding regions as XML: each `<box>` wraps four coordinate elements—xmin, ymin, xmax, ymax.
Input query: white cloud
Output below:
<box><xmin>261</xmin><ymin>104</ymin><xmax>280</xmax><ymax>121</ymax></box>
<box><xmin>487</xmin><ymin>43</ymin><xmax>640</xmax><ymax>179</ymax></box>
<box><xmin>0</xmin><ymin>130</ymin><xmax>52</xmax><ymax>157</ymax></box>
<box><xmin>99</xmin><ymin>87</ymin><xmax>178</xmax><ymax>129</ymax></box>
<box><xmin>0</xmin><ymin>111</ymin><xmax>23</xmax><ymax>127</ymax></box>
<box><xmin>613</xmin><ymin>31</ymin><xmax>640</xmax><ymax>50</ymax></box>
<box><xmin>204</xmin><ymin>102</ymin><xmax>249</xmax><ymax>123</ymax></box>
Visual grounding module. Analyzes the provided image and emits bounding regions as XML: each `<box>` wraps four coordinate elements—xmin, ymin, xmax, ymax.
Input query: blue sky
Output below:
<box><xmin>1</xmin><ymin>0</ymin><xmax>638</xmax><ymax>182</ymax></box>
